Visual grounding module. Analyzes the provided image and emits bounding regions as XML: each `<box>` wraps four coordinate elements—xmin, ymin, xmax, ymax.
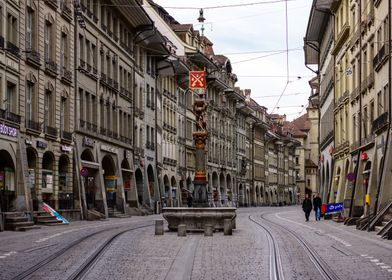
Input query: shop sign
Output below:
<box><xmin>0</xmin><ymin>123</ymin><xmax>17</xmax><ymax>137</ymax></box>
<box><xmin>189</xmin><ymin>71</ymin><xmax>206</xmax><ymax>89</ymax></box>
<box><xmin>37</xmin><ymin>140</ymin><xmax>48</xmax><ymax>149</ymax></box>
<box><xmin>101</xmin><ymin>144</ymin><xmax>117</xmax><ymax>154</ymax></box>
<box><xmin>61</xmin><ymin>145</ymin><xmax>72</xmax><ymax>152</ymax></box>
<box><xmin>361</xmin><ymin>152</ymin><xmax>368</xmax><ymax>161</ymax></box>
<box><xmin>83</xmin><ymin>137</ymin><xmax>95</xmax><ymax>147</ymax></box>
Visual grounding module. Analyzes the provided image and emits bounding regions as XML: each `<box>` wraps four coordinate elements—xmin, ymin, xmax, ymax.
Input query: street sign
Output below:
<box><xmin>189</xmin><ymin>71</ymin><xmax>206</xmax><ymax>89</ymax></box>
<box><xmin>80</xmin><ymin>167</ymin><xmax>89</xmax><ymax>177</ymax></box>
<box><xmin>326</xmin><ymin>202</ymin><xmax>343</xmax><ymax>213</ymax></box>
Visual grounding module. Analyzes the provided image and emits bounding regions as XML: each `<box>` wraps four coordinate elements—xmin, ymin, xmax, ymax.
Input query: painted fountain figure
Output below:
<box><xmin>162</xmin><ymin>91</ymin><xmax>236</xmax><ymax>232</ymax></box>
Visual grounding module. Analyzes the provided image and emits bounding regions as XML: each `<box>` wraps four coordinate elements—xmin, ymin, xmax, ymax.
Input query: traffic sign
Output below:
<box><xmin>80</xmin><ymin>167</ymin><xmax>89</xmax><ymax>177</ymax></box>
<box><xmin>347</xmin><ymin>172</ymin><xmax>355</xmax><ymax>182</ymax></box>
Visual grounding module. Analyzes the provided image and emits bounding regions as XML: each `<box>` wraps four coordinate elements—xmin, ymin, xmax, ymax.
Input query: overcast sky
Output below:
<box><xmin>152</xmin><ymin>0</ymin><xmax>314</xmax><ymax>120</ymax></box>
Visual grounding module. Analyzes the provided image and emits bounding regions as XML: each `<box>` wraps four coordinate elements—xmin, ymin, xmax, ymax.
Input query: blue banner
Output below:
<box><xmin>326</xmin><ymin>203</ymin><xmax>343</xmax><ymax>213</ymax></box>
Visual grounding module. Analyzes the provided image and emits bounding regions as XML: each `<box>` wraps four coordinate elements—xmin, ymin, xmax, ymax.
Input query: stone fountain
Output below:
<box><xmin>162</xmin><ymin>84</ymin><xmax>236</xmax><ymax>232</ymax></box>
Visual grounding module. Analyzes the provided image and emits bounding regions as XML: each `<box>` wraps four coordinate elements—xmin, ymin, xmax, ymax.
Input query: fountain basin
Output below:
<box><xmin>162</xmin><ymin>207</ymin><xmax>236</xmax><ymax>231</ymax></box>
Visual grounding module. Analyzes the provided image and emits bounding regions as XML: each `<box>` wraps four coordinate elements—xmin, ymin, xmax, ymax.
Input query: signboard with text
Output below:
<box><xmin>325</xmin><ymin>202</ymin><xmax>343</xmax><ymax>213</ymax></box>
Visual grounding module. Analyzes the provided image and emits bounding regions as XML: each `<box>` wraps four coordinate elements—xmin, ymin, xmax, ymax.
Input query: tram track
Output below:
<box><xmin>249</xmin><ymin>215</ymin><xmax>284</xmax><ymax>280</ymax></box>
<box><xmin>259</xmin><ymin>213</ymin><xmax>341</xmax><ymax>280</ymax></box>
<box><xmin>12</xmin><ymin>222</ymin><xmax>154</xmax><ymax>280</ymax></box>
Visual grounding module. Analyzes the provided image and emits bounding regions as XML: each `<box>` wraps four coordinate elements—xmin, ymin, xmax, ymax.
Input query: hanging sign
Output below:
<box><xmin>361</xmin><ymin>152</ymin><xmax>368</xmax><ymax>161</ymax></box>
<box><xmin>80</xmin><ymin>167</ymin><xmax>89</xmax><ymax>177</ymax></box>
<box><xmin>189</xmin><ymin>71</ymin><xmax>206</xmax><ymax>89</ymax></box>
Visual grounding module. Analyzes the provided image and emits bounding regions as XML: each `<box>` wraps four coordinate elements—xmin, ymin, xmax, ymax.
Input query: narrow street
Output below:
<box><xmin>1</xmin><ymin>207</ymin><xmax>391</xmax><ymax>280</ymax></box>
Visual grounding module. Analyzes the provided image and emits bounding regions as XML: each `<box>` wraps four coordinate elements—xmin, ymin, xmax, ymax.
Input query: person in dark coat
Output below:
<box><xmin>313</xmin><ymin>193</ymin><xmax>322</xmax><ymax>221</ymax></box>
<box><xmin>302</xmin><ymin>194</ymin><xmax>312</xmax><ymax>222</ymax></box>
<box><xmin>187</xmin><ymin>194</ymin><xmax>193</xmax><ymax>208</ymax></box>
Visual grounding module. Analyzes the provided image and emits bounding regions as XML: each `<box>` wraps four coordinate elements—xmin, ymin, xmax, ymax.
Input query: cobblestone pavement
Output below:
<box><xmin>1</xmin><ymin>206</ymin><xmax>392</xmax><ymax>280</ymax></box>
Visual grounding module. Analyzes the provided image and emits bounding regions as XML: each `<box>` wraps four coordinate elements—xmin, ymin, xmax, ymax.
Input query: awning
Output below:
<box><xmin>187</xmin><ymin>51</ymin><xmax>217</xmax><ymax>70</ymax></box>
<box><xmin>157</xmin><ymin>56</ymin><xmax>189</xmax><ymax>76</ymax></box>
<box><xmin>121</xmin><ymin>168</ymin><xmax>134</xmax><ymax>173</ymax></box>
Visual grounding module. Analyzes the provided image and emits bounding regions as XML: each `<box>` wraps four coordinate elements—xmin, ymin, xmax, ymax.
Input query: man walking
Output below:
<box><xmin>313</xmin><ymin>193</ymin><xmax>322</xmax><ymax>221</ymax></box>
<box><xmin>302</xmin><ymin>193</ymin><xmax>312</xmax><ymax>222</ymax></box>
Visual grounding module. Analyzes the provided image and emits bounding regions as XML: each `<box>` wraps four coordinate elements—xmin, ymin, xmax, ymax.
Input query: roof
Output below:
<box><xmin>171</xmin><ymin>24</ymin><xmax>193</xmax><ymax>32</ymax></box>
<box><xmin>282</xmin><ymin>113</ymin><xmax>310</xmax><ymax>138</ymax></box>
<box><xmin>305</xmin><ymin>159</ymin><xmax>318</xmax><ymax>168</ymax></box>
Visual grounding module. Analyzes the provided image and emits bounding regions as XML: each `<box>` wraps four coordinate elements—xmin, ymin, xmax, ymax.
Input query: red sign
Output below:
<box><xmin>189</xmin><ymin>71</ymin><xmax>206</xmax><ymax>89</ymax></box>
<box><xmin>361</xmin><ymin>152</ymin><xmax>368</xmax><ymax>161</ymax></box>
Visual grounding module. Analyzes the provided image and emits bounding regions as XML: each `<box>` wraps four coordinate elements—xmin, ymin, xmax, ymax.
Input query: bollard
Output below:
<box><xmin>155</xmin><ymin>220</ymin><xmax>164</xmax><ymax>235</ymax></box>
<box><xmin>178</xmin><ymin>224</ymin><xmax>187</xmax><ymax>236</ymax></box>
<box><xmin>224</xmin><ymin>219</ymin><xmax>232</xmax><ymax>235</ymax></box>
<box><xmin>204</xmin><ymin>224</ymin><xmax>213</xmax><ymax>236</ymax></box>
<box><xmin>231</xmin><ymin>218</ymin><xmax>236</xmax><ymax>230</ymax></box>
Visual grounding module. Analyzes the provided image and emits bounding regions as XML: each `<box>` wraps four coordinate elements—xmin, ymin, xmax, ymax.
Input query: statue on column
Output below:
<box><xmin>193</xmin><ymin>96</ymin><xmax>208</xmax><ymax>132</ymax></box>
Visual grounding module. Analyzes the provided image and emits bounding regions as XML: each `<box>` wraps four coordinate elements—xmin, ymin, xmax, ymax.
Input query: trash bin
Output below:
<box><xmin>155</xmin><ymin>201</ymin><xmax>161</xmax><ymax>214</ymax></box>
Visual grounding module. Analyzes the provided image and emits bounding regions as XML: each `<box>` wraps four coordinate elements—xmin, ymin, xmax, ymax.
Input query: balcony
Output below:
<box><xmin>108</xmin><ymin>30</ymin><xmax>113</xmax><ymax>38</ymax></box>
<box><xmin>332</xmin><ymin>22</ymin><xmax>350</xmax><ymax>55</ymax></box>
<box><xmin>113</xmin><ymin>81</ymin><xmax>118</xmax><ymax>90</ymax></box>
<box><xmin>80</xmin><ymin>59</ymin><xmax>86</xmax><ymax>69</ymax></box>
<box><xmin>100</xmin><ymin>127</ymin><xmax>107</xmax><ymax>136</ymax></box>
<box><xmin>100</xmin><ymin>73</ymin><xmax>107</xmax><ymax>83</ymax></box>
<box><xmin>92</xmin><ymin>124</ymin><xmax>97</xmax><ymax>133</ymax></box>
<box><xmin>61</xmin><ymin>67</ymin><xmax>72</xmax><ymax>84</ymax></box>
<box><xmin>372</xmin><ymin>112</ymin><xmax>388</xmax><ymax>133</ymax></box>
<box><xmin>6</xmin><ymin>41</ymin><xmax>20</xmax><ymax>58</ymax></box>
<box><xmin>362</xmin><ymin>134</ymin><xmax>375</xmax><ymax>146</ymax></box>
<box><xmin>350</xmin><ymin>86</ymin><xmax>360</xmax><ymax>102</ymax></box>
<box><xmin>26</xmin><ymin>119</ymin><xmax>41</xmax><ymax>132</ymax></box>
<box><xmin>113</xmin><ymin>35</ymin><xmax>119</xmax><ymax>42</ymax></box>
<box><xmin>86</xmin><ymin>122</ymin><xmax>92</xmax><ymax>131</ymax></box>
<box><xmin>26</xmin><ymin>50</ymin><xmax>41</xmax><ymax>66</ymax></box>
<box><xmin>92</xmin><ymin>67</ymin><xmax>98</xmax><ymax>75</ymax></box>
<box><xmin>0</xmin><ymin>109</ymin><xmax>21</xmax><ymax>124</ymax></box>
<box><xmin>61</xmin><ymin>4</ymin><xmax>72</xmax><ymax>21</ymax></box>
<box><xmin>80</xmin><ymin>119</ymin><xmax>85</xmax><ymax>128</ymax></box>
<box><xmin>61</xmin><ymin>130</ymin><xmax>73</xmax><ymax>142</ymax></box>
<box><xmin>45</xmin><ymin>59</ymin><xmax>58</xmax><ymax>76</ymax></box>
<box><xmin>86</xmin><ymin>63</ymin><xmax>92</xmax><ymax>73</ymax></box>
<box><xmin>45</xmin><ymin>126</ymin><xmax>58</xmax><ymax>138</ymax></box>
<box><xmin>107</xmin><ymin>78</ymin><xmax>113</xmax><ymax>87</ymax></box>
<box><xmin>44</xmin><ymin>0</ymin><xmax>58</xmax><ymax>10</ymax></box>
<box><xmin>101</xmin><ymin>24</ymin><xmax>107</xmax><ymax>32</ymax></box>
<box><xmin>373</xmin><ymin>44</ymin><xmax>389</xmax><ymax>71</ymax></box>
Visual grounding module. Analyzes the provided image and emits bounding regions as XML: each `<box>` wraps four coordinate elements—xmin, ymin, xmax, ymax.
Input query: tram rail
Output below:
<box><xmin>12</xmin><ymin>223</ymin><xmax>153</xmax><ymax>280</ymax></box>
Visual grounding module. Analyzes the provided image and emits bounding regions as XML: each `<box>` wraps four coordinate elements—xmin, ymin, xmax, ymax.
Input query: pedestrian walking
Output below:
<box><xmin>187</xmin><ymin>194</ymin><xmax>193</xmax><ymax>208</ymax></box>
<box><xmin>313</xmin><ymin>193</ymin><xmax>322</xmax><ymax>221</ymax></box>
<box><xmin>302</xmin><ymin>194</ymin><xmax>312</xmax><ymax>222</ymax></box>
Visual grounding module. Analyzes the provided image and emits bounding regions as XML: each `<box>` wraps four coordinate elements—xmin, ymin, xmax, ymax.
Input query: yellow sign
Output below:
<box><xmin>365</xmin><ymin>194</ymin><xmax>370</xmax><ymax>204</ymax></box>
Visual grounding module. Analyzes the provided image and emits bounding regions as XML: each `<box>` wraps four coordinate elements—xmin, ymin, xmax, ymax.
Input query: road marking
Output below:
<box><xmin>275</xmin><ymin>212</ymin><xmax>352</xmax><ymax>247</ymax></box>
<box><xmin>387</xmin><ymin>269</ymin><xmax>392</xmax><ymax>273</ymax></box>
<box><xmin>381</xmin><ymin>266</ymin><xmax>391</xmax><ymax>269</ymax></box>
<box><xmin>370</xmin><ymin>259</ymin><xmax>379</xmax><ymax>262</ymax></box>
<box><xmin>361</xmin><ymin>254</ymin><xmax>367</xmax><ymax>257</ymax></box>
<box><xmin>0</xmin><ymin>251</ymin><xmax>18</xmax><ymax>260</ymax></box>
<box><xmin>0</xmin><ymin>256</ymin><xmax>6</xmax><ymax>259</ymax></box>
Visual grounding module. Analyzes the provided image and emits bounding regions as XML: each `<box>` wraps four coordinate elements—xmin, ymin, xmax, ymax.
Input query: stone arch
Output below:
<box><xmin>147</xmin><ymin>164</ymin><xmax>155</xmax><ymax>199</ymax></box>
<box><xmin>81</xmin><ymin>149</ymin><xmax>95</xmax><ymax>162</ymax></box>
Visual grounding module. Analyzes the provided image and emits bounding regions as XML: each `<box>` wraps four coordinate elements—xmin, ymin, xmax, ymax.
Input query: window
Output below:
<box><xmin>26</xmin><ymin>82</ymin><xmax>34</xmax><ymax>121</ymax></box>
<box><xmin>44</xmin><ymin>21</ymin><xmax>52</xmax><ymax>60</ymax></box>
<box><xmin>363</xmin><ymin>106</ymin><xmax>368</xmax><ymax>136</ymax></box>
<box><xmin>60</xmin><ymin>97</ymin><xmax>66</xmax><ymax>132</ymax></box>
<box><xmin>26</xmin><ymin>8</ymin><xmax>34</xmax><ymax>50</ymax></box>
<box><xmin>44</xmin><ymin>90</ymin><xmax>52</xmax><ymax>127</ymax></box>
<box><xmin>6</xmin><ymin>82</ymin><xmax>16</xmax><ymax>113</ymax></box>
<box><xmin>60</xmin><ymin>33</ymin><xmax>68</xmax><ymax>70</ymax></box>
<box><xmin>7</xmin><ymin>13</ymin><xmax>18</xmax><ymax>44</ymax></box>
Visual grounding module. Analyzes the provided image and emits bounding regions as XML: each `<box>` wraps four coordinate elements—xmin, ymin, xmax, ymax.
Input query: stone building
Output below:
<box><xmin>304</xmin><ymin>0</ymin><xmax>335</xmax><ymax>204</ymax></box>
<box><xmin>0</xmin><ymin>0</ymin><xmax>23</xmax><ymax>212</ymax></box>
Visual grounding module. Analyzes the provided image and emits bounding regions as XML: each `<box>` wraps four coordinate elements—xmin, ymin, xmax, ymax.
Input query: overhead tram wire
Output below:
<box><xmin>270</xmin><ymin>0</ymin><xmax>290</xmax><ymax>114</ymax></box>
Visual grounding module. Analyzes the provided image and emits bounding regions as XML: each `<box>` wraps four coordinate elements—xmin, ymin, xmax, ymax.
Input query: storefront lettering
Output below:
<box><xmin>25</xmin><ymin>139</ymin><xmax>32</xmax><ymax>145</ymax></box>
<box><xmin>101</xmin><ymin>144</ymin><xmax>117</xmax><ymax>154</ymax></box>
<box><xmin>0</xmin><ymin>124</ymin><xmax>17</xmax><ymax>137</ymax></box>
<box><xmin>61</xmin><ymin>145</ymin><xmax>72</xmax><ymax>152</ymax></box>
<box><xmin>83</xmin><ymin>137</ymin><xmax>95</xmax><ymax>147</ymax></box>
<box><xmin>37</xmin><ymin>141</ymin><xmax>48</xmax><ymax>149</ymax></box>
